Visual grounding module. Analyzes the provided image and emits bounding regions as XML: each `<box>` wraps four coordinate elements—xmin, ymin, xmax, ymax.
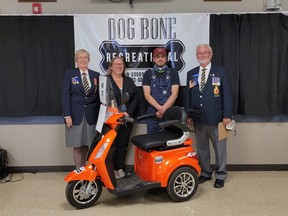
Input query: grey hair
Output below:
<box><xmin>196</xmin><ymin>44</ymin><xmax>213</xmax><ymax>53</ymax></box>
<box><xmin>75</xmin><ymin>49</ymin><xmax>90</xmax><ymax>61</ymax></box>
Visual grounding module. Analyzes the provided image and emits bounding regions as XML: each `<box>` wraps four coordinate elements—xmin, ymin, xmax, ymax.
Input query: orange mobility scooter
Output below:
<box><xmin>64</xmin><ymin>76</ymin><xmax>201</xmax><ymax>209</ymax></box>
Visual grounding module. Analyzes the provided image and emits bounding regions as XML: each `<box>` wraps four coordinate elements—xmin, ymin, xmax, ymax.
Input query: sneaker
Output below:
<box><xmin>117</xmin><ymin>169</ymin><xmax>125</xmax><ymax>178</ymax></box>
<box><xmin>114</xmin><ymin>170</ymin><xmax>120</xmax><ymax>179</ymax></box>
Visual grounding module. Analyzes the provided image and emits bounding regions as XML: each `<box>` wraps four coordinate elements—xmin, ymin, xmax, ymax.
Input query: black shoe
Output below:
<box><xmin>198</xmin><ymin>176</ymin><xmax>212</xmax><ymax>184</ymax></box>
<box><xmin>125</xmin><ymin>171</ymin><xmax>133</xmax><ymax>178</ymax></box>
<box><xmin>214</xmin><ymin>179</ymin><xmax>225</xmax><ymax>188</ymax></box>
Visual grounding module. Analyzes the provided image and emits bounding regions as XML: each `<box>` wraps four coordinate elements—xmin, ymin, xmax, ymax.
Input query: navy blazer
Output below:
<box><xmin>62</xmin><ymin>68</ymin><xmax>100</xmax><ymax>125</ymax></box>
<box><xmin>186</xmin><ymin>64</ymin><xmax>232</xmax><ymax>125</ymax></box>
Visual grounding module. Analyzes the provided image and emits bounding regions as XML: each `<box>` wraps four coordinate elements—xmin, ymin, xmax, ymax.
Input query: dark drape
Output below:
<box><xmin>0</xmin><ymin>16</ymin><xmax>74</xmax><ymax>117</ymax></box>
<box><xmin>210</xmin><ymin>14</ymin><xmax>240</xmax><ymax>115</ymax></box>
<box><xmin>210</xmin><ymin>13</ymin><xmax>288</xmax><ymax>115</ymax></box>
<box><xmin>1</xmin><ymin>14</ymin><xmax>288</xmax><ymax>117</ymax></box>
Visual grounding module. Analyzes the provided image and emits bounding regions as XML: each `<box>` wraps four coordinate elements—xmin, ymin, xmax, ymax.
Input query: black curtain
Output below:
<box><xmin>0</xmin><ymin>16</ymin><xmax>74</xmax><ymax>117</ymax></box>
<box><xmin>210</xmin><ymin>14</ymin><xmax>240</xmax><ymax>115</ymax></box>
<box><xmin>210</xmin><ymin>13</ymin><xmax>288</xmax><ymax>115</ymax></box>
<box><xmin>2</xmin><ymin>14</ymin><xmax>288</xmax><ymax>117</ymax></box>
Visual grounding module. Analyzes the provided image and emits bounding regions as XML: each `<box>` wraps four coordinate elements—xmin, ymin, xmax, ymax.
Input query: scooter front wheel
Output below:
<box><xmin>65</xmin><ymin>180</ymin><xmax>102</xmax><ymax>209</ymax></box>
<box><xmin>167</xmin><ymin>166</ymin><xmax>198</xmax><ymax>202</ymax></box>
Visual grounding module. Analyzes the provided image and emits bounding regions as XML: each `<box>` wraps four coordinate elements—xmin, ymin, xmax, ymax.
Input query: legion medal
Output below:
<box><xmin>72</xmin><ymin>76</ymin><xmax>79</xmax><ymax>85</ymax></box>
<box><xmin>214</xmin><ymin>85</ymin><xmax>219</xmax><ymax>96</ymax></box>
<box><xmin>212</xmin><ymin>77</ymin><xmax>220</xmax><ymax>97</ymax></box>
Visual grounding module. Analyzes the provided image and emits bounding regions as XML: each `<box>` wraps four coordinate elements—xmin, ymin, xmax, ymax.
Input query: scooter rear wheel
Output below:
<box><xmin>167</xmin><ymin>166</ymin><xmax>198</xmax><ymax>202</ymax></box>
<box><xmin>65</xmin><ymin>180</ymin><xmax>102</xmax><ymax>209</ymax></box>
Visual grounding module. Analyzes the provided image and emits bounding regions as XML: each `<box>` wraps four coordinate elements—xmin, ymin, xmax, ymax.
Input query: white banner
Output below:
<box><xmin>74</xmin><ymin>13</ymin><xmax>210</xmax><ymax>86</ymax></box>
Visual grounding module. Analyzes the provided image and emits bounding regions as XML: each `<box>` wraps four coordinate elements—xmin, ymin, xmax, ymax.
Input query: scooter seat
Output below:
<box><xmin>131</xmin><ymin>129</ymin><xmax>182</xmax><ymax>151</ymax></box>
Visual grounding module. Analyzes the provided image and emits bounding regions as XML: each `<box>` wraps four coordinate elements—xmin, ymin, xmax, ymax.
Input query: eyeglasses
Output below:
<box><xmin>77</xmin><ymin>56</ymin><xmax>89</xmax><ymax>60</ymax></box>
<box><xmin>113</xmin><ymin>63</ymin><xmax>124</xmax><ymax>66</ymax></box>
<box><xmin>196</xmin><ymin>52</ymin><xmax>211</xmax><ymax>56</ymax></box>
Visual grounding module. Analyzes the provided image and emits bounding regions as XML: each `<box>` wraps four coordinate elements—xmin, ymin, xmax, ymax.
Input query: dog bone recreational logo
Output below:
<box><xmin>99</xmin><ymin>40</ymin><xmax>186</xmax><ymax>73</ymax></box>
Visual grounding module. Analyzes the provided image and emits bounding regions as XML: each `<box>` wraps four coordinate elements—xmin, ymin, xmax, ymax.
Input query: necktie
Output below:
<box><xmin>200</xmin><ymin>68</ymin><xmax>206</xmax><ymax>92</ymax></box>
<box><xmin>82</xmin><ymin>73</ymin><xmax>90</xmax><ymax>95</ymax></box>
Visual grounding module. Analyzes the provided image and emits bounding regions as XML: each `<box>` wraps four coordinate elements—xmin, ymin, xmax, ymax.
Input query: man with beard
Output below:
<box><xmin>142</xmin><ymin>47</ymin><xmax>180</xmax><ymax>134</ymax></box>
<box><xmin>186</xmin><ymin>44</ymin><xmax>233</xmax><ymax>188</ymax></box>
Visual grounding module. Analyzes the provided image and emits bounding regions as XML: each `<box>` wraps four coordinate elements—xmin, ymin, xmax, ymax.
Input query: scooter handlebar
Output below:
<box><xmin>119</xmin><ymin>116</ymin><xmax>135</xmax><ymax>123</ymax></box>
<box><xmin>135</xmin><ymin>113</ymin><xmax>157</xmax><ymax>121</ymax></box>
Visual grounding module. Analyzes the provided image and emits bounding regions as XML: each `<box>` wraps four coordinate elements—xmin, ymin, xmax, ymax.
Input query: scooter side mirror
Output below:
<box><xmin>121</xmin><ymin>92</ymin><xmax>129</xmax><ymax>106</ymax></box>
<box><xmin>119</xmin><ymin>92</ymin><xmax>129</xmax><ymax>111</ymax></box>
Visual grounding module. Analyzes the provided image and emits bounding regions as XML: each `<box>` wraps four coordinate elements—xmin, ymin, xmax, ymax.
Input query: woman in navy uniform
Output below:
<box><xmin>186</xmin><ymin>44</ymin><xmax>232</xmax><ymax>188</ymax></box>
<box><xmin>62</xmin><ymin>49</ymin><xmax>100</xmax><ymax>168</ymax></box>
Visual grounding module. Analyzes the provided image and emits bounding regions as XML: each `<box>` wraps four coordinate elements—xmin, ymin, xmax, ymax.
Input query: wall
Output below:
<box><xmin>0</xmin><ymin>0</ymin><xmax>288</xmax><ymax>170</ymax></box>
<box><xmin>0</xmin><ymin>0</ymin><xmax>287</xmax><ymax>14</ymax></box>
<box><xmin>1</xmin><ymin>121</ymin><xmax>288</xmax><ymax>169</ymax></box>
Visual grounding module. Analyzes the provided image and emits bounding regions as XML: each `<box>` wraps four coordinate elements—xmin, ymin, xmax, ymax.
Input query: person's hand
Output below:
<box><xmin>65</xmin><ymin>117</ymin><xmax>73</xmax><ymax>128</ymax></box>
<box><xmin>156</xmin><ymin>111</ymin><xmax>163</xmax><ymax>118</ymax></box>
<box><xmin>189</xmin><ymin>79</ymin><xmax>197</xmax><ymax>89</ymax></box>
<box><xmin>123</xmin><ymin>112</ymin><xmax>129</xmax><ymax>117</ymax></box>
<box><xmin>157</xmin><ymin>105</ymin><xmax>167</xmax><ymax>117</ymax></box>
<box><xmin>223</xmin><ymin>118</ymin><xmax>231</xmax><ymax>125</ymax></box>
<box><xmin>186</xmin><ymin>118</ymin><xmax>193</xmax><ymax>130</ymax></box>
<box><xmin>186</xmin><ymin>117</ymin><xmax>192</xmax><ymax>126</ymax></box>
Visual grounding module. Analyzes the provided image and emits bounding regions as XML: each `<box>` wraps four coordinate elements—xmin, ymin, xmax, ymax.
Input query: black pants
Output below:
<box><xmin>113</xmin><ymin>122</ymin><xmax>134</xmax><ymax>170</ymax></box>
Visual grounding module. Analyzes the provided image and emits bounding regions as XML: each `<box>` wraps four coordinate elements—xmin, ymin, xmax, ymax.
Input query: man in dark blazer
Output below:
<box><xmin>186</xmin><ymin>44</ymin><xmax>232</xmax><ymax>188</ymax></box>
<box><xmin>62</xmin><ymin>49</ymin><xmax>100</xmax><ymax>168</ymax></box>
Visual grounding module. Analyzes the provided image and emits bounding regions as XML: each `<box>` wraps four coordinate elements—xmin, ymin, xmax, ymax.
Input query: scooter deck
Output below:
<box><xmin>108</xmin><ymin>173</ymin><xmax>161</xmax><ymax>196</ymax></box>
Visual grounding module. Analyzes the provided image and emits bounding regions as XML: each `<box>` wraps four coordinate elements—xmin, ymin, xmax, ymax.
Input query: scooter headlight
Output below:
<box><xmin>95</xmin><ymin>142</ymin><xmax>109</xmax><ymax>159</ymax></box>
<box><xmin>155</xmin><ymin>156</ymin><xmax>163</xmax><ymax>164</ymax></box>
<box><xmin>186</xmin><ymin>151</ymin><xmax>198</xmax><ymax>159</ymax></box>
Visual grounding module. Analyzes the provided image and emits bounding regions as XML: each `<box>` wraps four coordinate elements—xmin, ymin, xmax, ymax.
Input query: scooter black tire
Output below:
<box><xmin>65</xmin><ymin>180</ymin><xmax>102</xmax><ymax>209</ymax></box>
<box><xmin>167</xmin><ymin>166</ymin><xmax>198</xmax><ymax>202</ymax></box>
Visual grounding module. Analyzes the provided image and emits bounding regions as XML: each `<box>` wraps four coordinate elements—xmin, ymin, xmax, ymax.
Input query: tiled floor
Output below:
<box><xmin>1</xmin><ymin>171</ymin><xmax>288</xmax><ymax>216</ymax></box>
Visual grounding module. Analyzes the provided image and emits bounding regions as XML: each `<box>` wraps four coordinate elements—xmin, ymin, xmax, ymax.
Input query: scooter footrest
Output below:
<box><xmin>109</xmin><ymin>174</ymin><xmax>161</xmax><ymax>196</ymax></box>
